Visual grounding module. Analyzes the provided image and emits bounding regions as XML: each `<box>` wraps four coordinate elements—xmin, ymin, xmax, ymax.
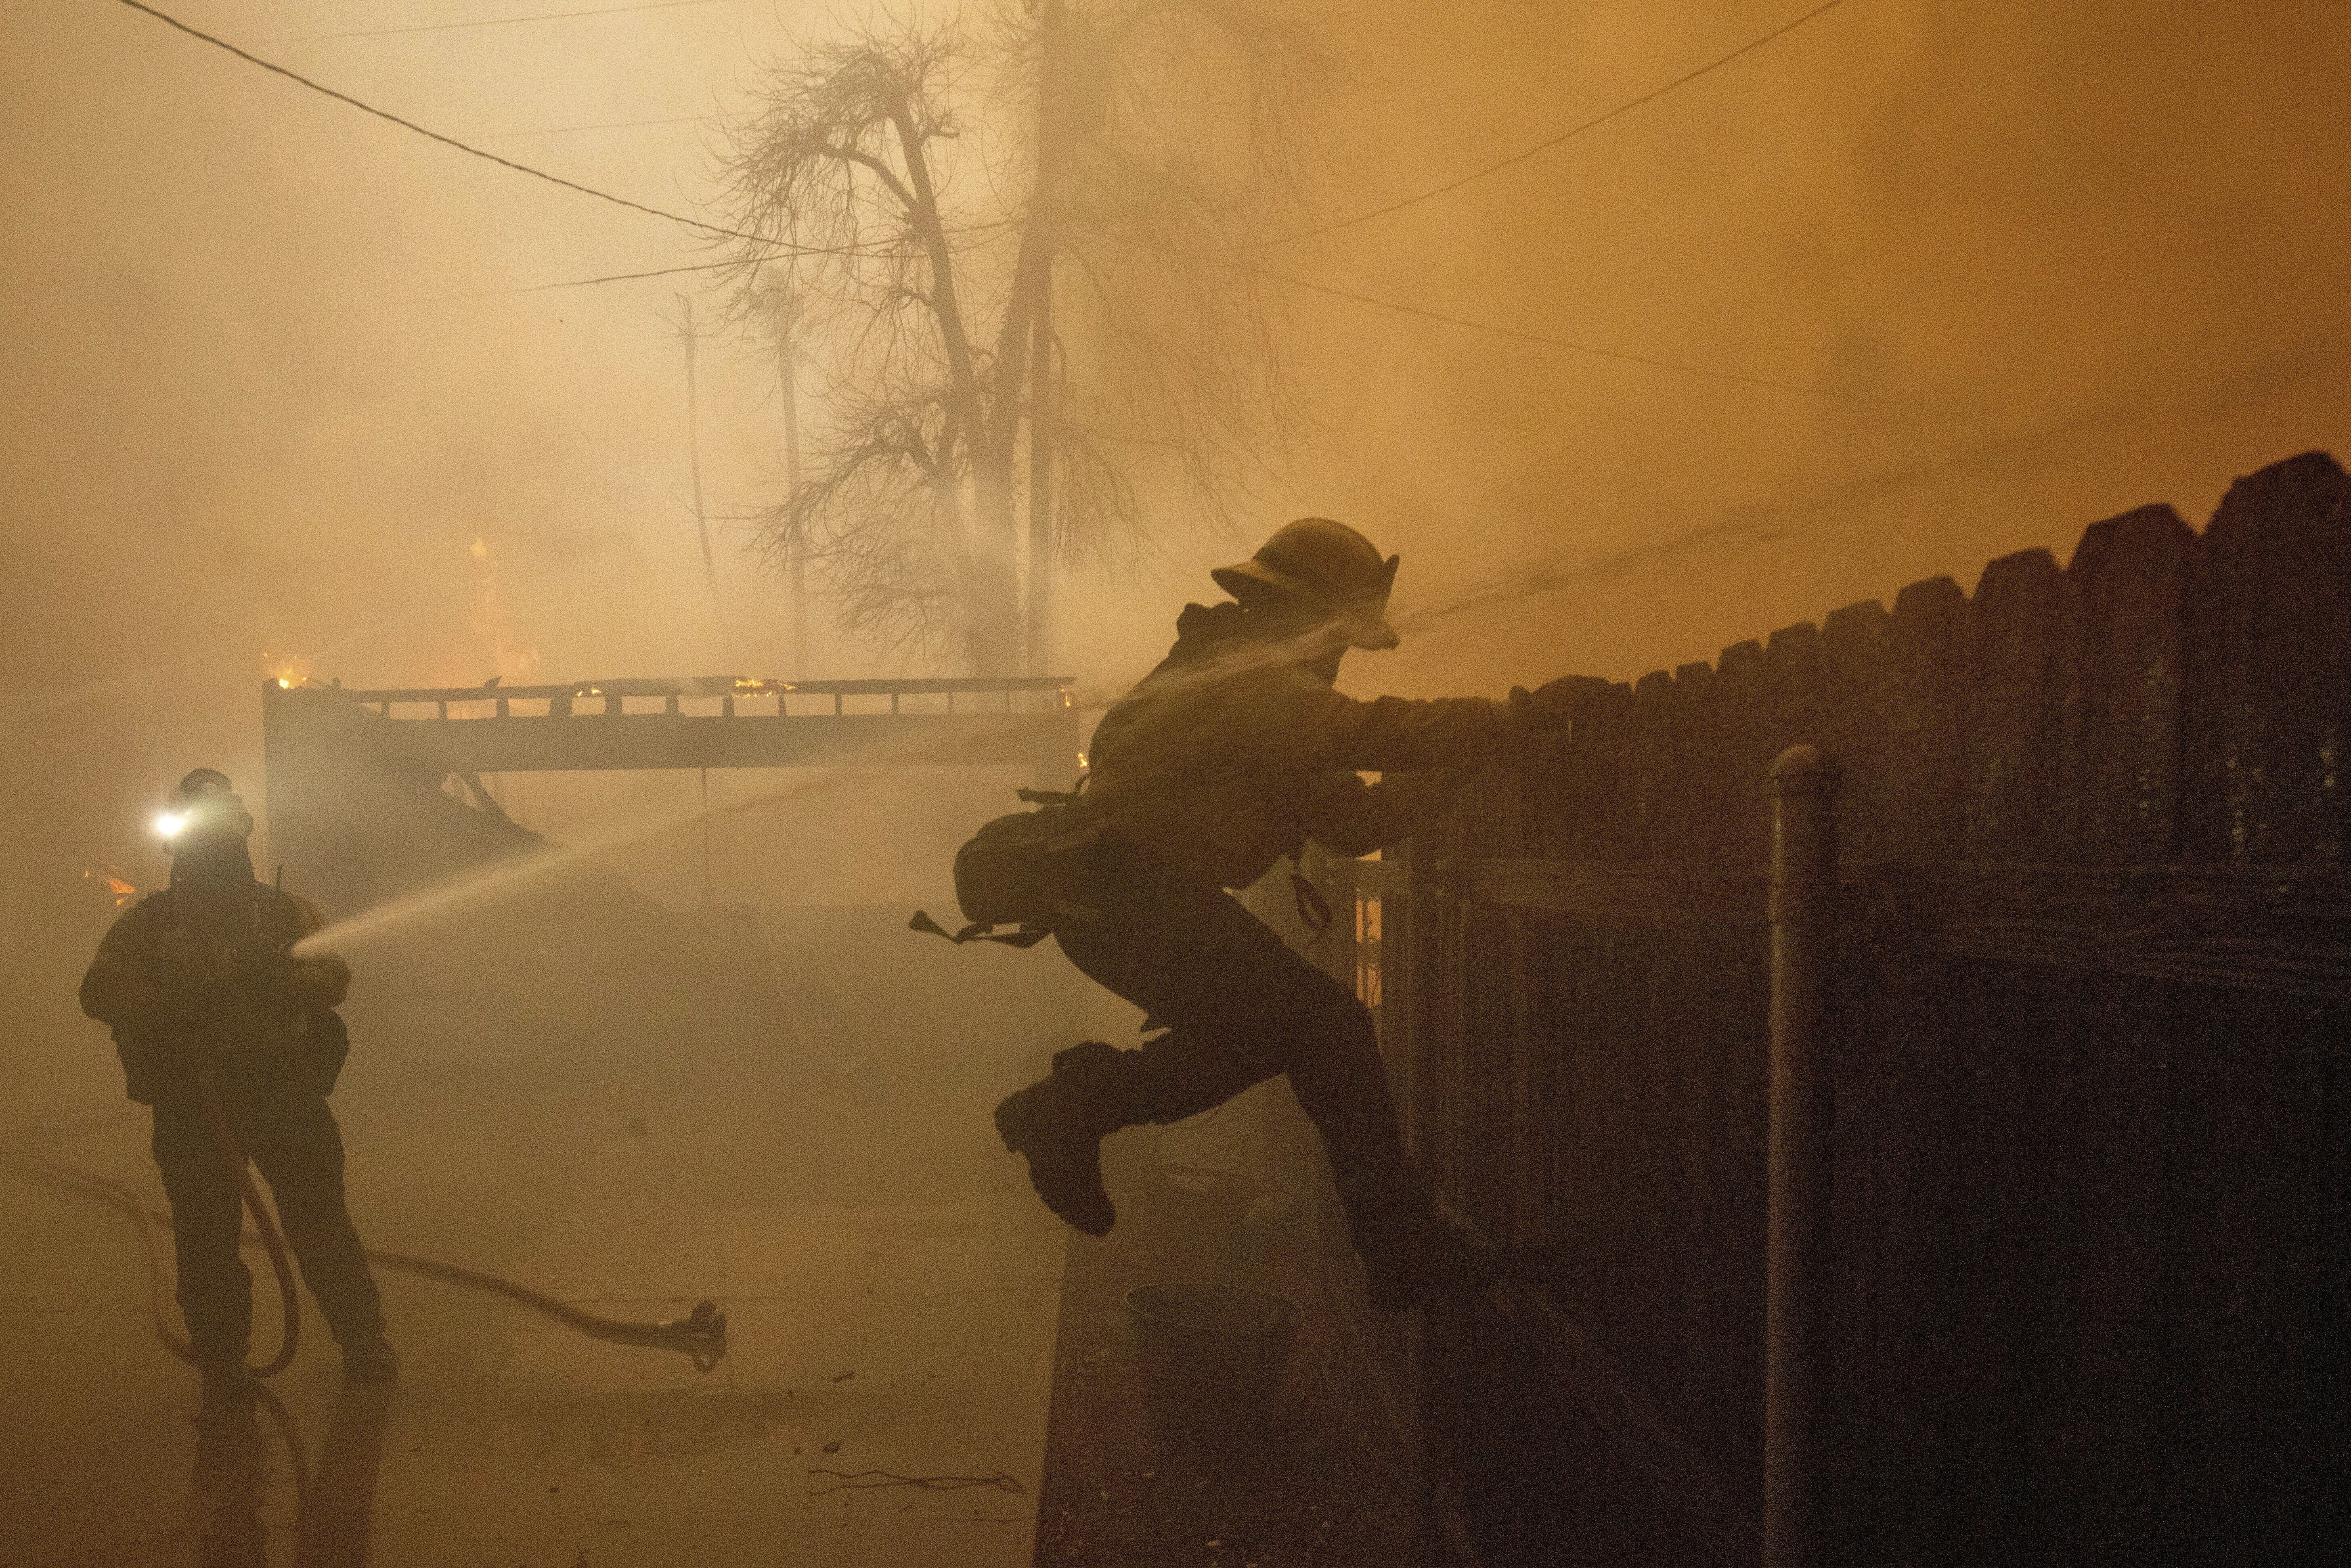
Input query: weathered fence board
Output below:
<box><xmin>1882</xmin><ymin>576</ymin><xmax>1968</xmax><ymax>862</ymax></box>
<box><xmin>2183</xmin><ymin>451</ymin><xmax>2351</xmax><ymax>865</ymax></box>
<box><xmin>1286</xmin><ymin>450</ymin><xmax>2351</xmax><ymax>1568</ymax></box>
<box><xmin>1965</xmin><ymin>547</ymin><xmax>2069</xmax><ymax>860</ymax></box>
<box><xmin>2061</xmin><ymin>503</ymin><xmax>2194</xmax><ymax>861</ymax></box>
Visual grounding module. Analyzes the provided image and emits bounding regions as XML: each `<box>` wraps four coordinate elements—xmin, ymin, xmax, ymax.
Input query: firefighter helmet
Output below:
<box><xmin>1211</xmin><ymin>517</ymin><xmax>1401</xmax><ymax>649</ymax></box>
<box><xmin>155</xmin><ymin>768</ymin><xmax>254</xmax><ymax>845</ymax></box>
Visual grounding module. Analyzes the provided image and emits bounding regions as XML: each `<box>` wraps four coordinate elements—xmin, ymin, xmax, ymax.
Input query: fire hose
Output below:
<box><xmin>1</xmin><ymin>1103</ymin><xmax>729</xmax><ymax>1376</ymax></box>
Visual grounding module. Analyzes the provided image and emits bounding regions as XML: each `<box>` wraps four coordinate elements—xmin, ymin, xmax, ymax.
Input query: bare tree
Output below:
<box><xmin>717</xmin><ymin>3</ymin><xmax>1318</xmax><ymax>673</ymax></box>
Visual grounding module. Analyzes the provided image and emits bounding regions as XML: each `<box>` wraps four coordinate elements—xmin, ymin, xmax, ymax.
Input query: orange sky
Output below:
<box><xmin>5</xmin><ymin>0</ymin><xmax>2347</xmax><ymax>1049</ymax></box>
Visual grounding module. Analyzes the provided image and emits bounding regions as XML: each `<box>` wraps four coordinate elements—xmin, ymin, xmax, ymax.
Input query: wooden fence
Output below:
<box><xmin>1284</xmin><ymin>450</ymin><xmax>2351</xmax><ymax>1567</ymax></box>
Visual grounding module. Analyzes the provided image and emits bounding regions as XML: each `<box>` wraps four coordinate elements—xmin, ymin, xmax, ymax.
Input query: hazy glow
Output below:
<box><xmin>151</xmin><ymin>811</ymin><xmax>187</xmax><ymax>841</ymax></box>
<box><xmin>292</xmin><ymin>763</ymin><xmax>897</xmax><ymax>956</ymax></box>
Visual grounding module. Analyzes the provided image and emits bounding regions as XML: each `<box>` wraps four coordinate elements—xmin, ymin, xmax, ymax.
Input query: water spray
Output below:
<box><xmin>292</xmin><ymin>574</ymin><xmax>1609</xmax><ymax>960</ymax></box>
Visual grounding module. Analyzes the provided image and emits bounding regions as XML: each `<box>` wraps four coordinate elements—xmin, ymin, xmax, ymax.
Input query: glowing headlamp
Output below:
<box><xmin>152</xmin><ymin>783</ymin><xmax>249</xmax><ymax>845</ymax></box>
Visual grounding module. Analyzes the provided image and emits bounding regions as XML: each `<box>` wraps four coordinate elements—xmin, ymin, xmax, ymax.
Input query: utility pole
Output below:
<box><xmin>778</xmin><ymin>311</ymin><xmax>811</xmax><ymax>678</ymax></box>
<box><xmin>1024</xmin><ymin>0</ymin><xmax>1064</xmax><ymax>677</ymax></box>
<box><xmin>677</xmin><ymin>295</ymin><xmax>722</xmax><ymax>643</ymax></box>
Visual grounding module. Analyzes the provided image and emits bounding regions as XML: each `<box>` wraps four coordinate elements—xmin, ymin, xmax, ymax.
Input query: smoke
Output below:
<box><xmin>4</xmin><ymin>6</ymin><xmax>2348</xmax><ymax>1556</ymax></box>
<box><xmin>0</xmin><ymin>0</ymin><xmax>2342</xmax><ymax>1050</ymax></box>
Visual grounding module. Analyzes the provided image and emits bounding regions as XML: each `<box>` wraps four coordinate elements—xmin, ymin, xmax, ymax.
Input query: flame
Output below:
<box><xmin>84</xmin><ymin>869</ymin><xmax>139</xmax><ymax>909</ymax></box>
<box><xmin>465</xmin><ymin>535</ymin><xmax>539</xmax><ymax>686</ymax></box>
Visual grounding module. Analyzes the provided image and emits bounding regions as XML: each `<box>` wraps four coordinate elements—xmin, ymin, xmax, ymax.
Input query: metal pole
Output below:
<box><xmin>778</xmin><ymin>308</ymin><xmax>810</xmax><ymax>679</ymax></box>
<box><xmin>1766</xmin><ymin>744</ymin><xmax>1838</xmax><ymax>1568</ymax></box>
<box><xmin>679</xmin><ymin>296</ymin><xmax>723</xmax><ymax>653</ymax></box>
<box><xmin>680</xmin><ymin>299</ymin><xmax>717</xmax><ymax>594</ymax></box>
<box><xmin>1024</xmin><ymin>0</ymin><xmax>1063</xmax><ymax>677</ymax></box>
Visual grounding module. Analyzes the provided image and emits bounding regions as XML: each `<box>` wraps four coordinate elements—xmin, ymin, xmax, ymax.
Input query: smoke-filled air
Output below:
<box><xmin>4</xmin><ymin>2</ymin><xmax>2347</xmax><ymax>1564</ymax></box>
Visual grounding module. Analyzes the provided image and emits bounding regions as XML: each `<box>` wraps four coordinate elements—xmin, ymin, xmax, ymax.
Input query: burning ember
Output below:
<box><xmin>84</xmin><ymin>869</ymin><xmax>138</xmax><ymax>909</ymax></box>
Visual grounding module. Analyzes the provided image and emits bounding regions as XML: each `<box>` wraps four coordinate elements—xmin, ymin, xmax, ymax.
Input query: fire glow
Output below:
<box><xmin>84</xmin><ymin>869</ymin><xmax>138</xmax><ymax>909</ymax></box>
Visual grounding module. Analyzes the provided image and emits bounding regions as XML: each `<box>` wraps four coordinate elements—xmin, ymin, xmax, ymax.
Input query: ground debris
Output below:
<box><xmin>807</xmin><ymin>1467</ymin><xmax>1024</xmax><ymax>1496</ymax></box>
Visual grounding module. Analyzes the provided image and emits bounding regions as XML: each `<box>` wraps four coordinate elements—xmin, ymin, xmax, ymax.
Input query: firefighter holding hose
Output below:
<box><xmin>80</xmin><ymin>768</ymin><xmax>396</xmax><ymax>1403</ymax></box>
<box><xmin>972</xmin><ymin>519</ymin><xmax>1576</xmax><ymax>1310</ymax></box>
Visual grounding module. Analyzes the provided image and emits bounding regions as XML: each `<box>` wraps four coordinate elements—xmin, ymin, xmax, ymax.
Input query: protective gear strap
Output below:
<box><xmin>907</xmin><ymin>910</ymin><xmax>1054</xmax><ymax>949</ymax></box>
<box><xmin>1290</xmin><ymin>869</ymin><xmax>1334</xmax><ymax>936</ymax></box>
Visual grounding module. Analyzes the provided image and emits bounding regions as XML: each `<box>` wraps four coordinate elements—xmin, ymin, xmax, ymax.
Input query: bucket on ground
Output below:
<box><xmin>1124</xmin><ymin>1282</ymin><xmax>1299</xmax><ymax>1452</ymax></box>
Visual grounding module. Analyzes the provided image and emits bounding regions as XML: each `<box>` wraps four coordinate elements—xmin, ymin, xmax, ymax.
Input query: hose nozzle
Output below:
<box><xmin>646</xmin><ymin>1300</ymin><xmax>728</xmax><ymax>1372</ymax></box>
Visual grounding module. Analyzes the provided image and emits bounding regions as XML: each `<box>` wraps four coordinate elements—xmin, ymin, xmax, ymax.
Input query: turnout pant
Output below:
<box><xmin>151</xmin><ymin>1074</ymin><xmax>386</xmax><ymax>1366</ymax></box>
<box><xmin>1050</xmin><ymin>837</ymin><xmax>1429</xmax><ymax>1254</ymax></box>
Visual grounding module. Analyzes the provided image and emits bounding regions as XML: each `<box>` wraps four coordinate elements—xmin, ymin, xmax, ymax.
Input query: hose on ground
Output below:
<box><xmin>198</xmin><ymin>1068</ymin><xmax>302</xmax><ymax>1377</ymax></box>
<box><xmin>0</xmin><ymin>1143</ymin><xmax>728</xmax><ymax>1373</ymax></box>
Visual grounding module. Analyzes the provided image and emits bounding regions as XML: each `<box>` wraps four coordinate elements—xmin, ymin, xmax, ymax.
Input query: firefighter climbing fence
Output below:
<box><xmin>1293</xmin><ymin>452</ymin><xmax>2351</xmax><ymax>1568</ymax></box>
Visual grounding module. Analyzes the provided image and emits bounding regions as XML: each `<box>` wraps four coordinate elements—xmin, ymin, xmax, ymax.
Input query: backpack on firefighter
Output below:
<box><xmin>909</xmin><ymin>787</ymin><xmax>1103</xmax><ymax>949</ymax></box>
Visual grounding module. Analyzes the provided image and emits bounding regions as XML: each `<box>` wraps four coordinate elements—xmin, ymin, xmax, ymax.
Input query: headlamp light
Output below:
<box><xmin>153</xmin><ymin>783</ymin><xmax>252</xmax><ymax>846</ymax></box>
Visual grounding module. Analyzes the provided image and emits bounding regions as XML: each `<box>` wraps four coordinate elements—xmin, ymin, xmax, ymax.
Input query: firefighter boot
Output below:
<box><xmin>342</xmin><ymin>1337</ymin><xmax>399</xmax><ymax>1385</ymax></box>
<box><xmin>1335</xmin><ymin>1164</ymin><xmax>1502</xmax><ymax>1311</ymax></box>
<box><xmin>196</xmin><ymin>1357</ymin><xmax>258</xmax><ymax>1422</ymax></box>
<box><xmin>1363</xmin><ymin>1206</ymin><xmax>1502</xmax><ymax>1311</ymax></box>
<box><xmin>993</xmin><ymin>1041</ymin><xmax>1137</xmax><ymax>1237</ymax></box>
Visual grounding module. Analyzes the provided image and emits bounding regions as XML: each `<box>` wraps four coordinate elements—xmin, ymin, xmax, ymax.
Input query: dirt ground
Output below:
<box><xmin>0</xmin><ymin>1057</ymin><xmax>1067</xmax><ymax>1568</ymax></box>
<box><xmin>1027</xmin><ymin>1129</ymin><xmax>1425</xmax><ymax>1568</ymax></box>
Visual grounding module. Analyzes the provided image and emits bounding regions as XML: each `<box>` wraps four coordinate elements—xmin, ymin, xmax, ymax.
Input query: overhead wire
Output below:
<box><xmin>464</xmin><ymin>219</ymin><xmax>1020</xmax><ymax>297</ymax></box>
<box><xmin>460</xmin><ymin>257</ymin><xmax>745</xmax><ymax>297</ymax></box>
<box><xmin>475</xmin><ymin>112</ymin><xmax>725</xmax><ymax>142</ymax></box>
<box><xmin>472</xmin><ymin>243</ymin><xmax>1838</xmax><ymax>402</ymax></box>
<box><xmin>282</xmin><ymin>0</ymin><xmax>738</xmax><ymax>45</ymax></box>
<box><xmin>116</xmin><ymin>0</ymin><xmax>1839</xmax><ymax>398</ymax></box>
<box><xmin>1236</xmin><ymin>261</ymin><xmax>1851</xmax><ymax>400</ymax></box>
<box><xmin>110</xmin><ymin>0</ymin><xmax>837</xmax><ymax>253</ymax></box>
<box><xmin>1250</xmin><ymin>0</ymin><xmax>1845</xmax><ymax>249</ymax></box>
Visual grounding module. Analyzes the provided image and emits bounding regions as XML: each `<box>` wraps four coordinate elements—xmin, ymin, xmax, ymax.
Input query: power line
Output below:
<box><xmin>476</xmin><ymin>112</ymin><xmax>724</xmax><ymax>142</ymax></box>
<box><xmin>474</xmin><ymin>218</ymin><xmax>1016</xmax><ymax>295</ymax></box>
<box><xmin>119</xmin><ymin>0</ymin><xmax>1836</xmax><ymax>397</ymax></box>
<box><xmin>1253</xmin><ymin>0</ymin><xmax>1845</xmax><ymax>249</ymax></box>
<box><xmin>463</xmin><ymin>243</ymin><xmax>1833</xmax><ymax>399</ymax></box>
<box><xmin>1239</xmin><ymin>262</ymin><xmax>1850</xmax><ymax>400</ymax></box>
<box><xmin>113</xmin><ymin>0</ymin><xmax>812</xmax><ymax>251</ymax></box>
<box><xmin>284</xmin><ymin>1</ymin><xmax>736</xmax><ymax>45</ymax></box>
<box><xmin>456</xmin><ymin>257</ymin><xmax>747</xmax><ymax>298</ymax></box>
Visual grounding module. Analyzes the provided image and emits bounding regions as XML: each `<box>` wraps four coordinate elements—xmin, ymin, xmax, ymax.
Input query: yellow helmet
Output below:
<box><xmin>1210</xmin><ymin>517</ymin><xmax>1401</xmax><ymax>649</ymax></box>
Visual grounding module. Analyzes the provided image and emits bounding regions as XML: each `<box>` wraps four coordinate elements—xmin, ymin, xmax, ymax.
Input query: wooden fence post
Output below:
<box><xmin>1767</xmin><ymin>745</ymin><xmax>1840</xmax><ymax>1568</ymax></box>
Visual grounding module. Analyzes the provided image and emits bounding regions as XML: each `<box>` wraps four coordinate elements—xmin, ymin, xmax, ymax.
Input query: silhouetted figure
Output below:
<box><xmin>189</xmin><ymin>1380</ymin><xmax>394</xmax><ymax>1568</ymax></box>
<box><xmin>981</xmin><ymin>519</ymin><xmax>1572</xmax><ymax>1308</ymax></box>
<box><xmin>296</xmin><ymin>1381</ymin><xmax>396</xmax><ymax>1568</ymax></box>
<box><xmin>191</xmin><ymin>1384</ymin><xmax>268</xmax><ymax>1568</ymax></box>
<box><xmin>80</xmin><ymin>769</ymin><xmax>396</xmax><ymax>1401</ymax></box>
